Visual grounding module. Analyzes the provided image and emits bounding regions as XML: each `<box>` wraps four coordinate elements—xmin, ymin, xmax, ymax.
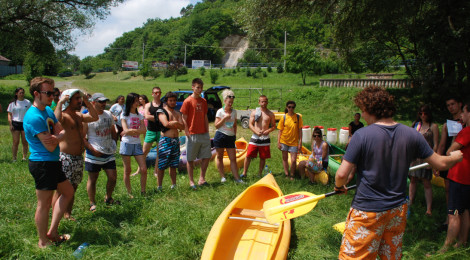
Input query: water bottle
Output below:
<box><xmin>73</xmin><ymin>242</ymin><xmax>89</xmax><ymax>259</ymax></box>
<box><xmin>263</xmin><ymin>165</ymin><xmax>271</xmax><ymax>176</ymax></box>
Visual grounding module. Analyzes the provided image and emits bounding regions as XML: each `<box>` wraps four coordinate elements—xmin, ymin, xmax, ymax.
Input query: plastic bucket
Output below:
<box><xmin>302</xmin><ymin>126</ymin><xmax>311</xmax><ymax>144</ymax></box>
<box><xmin>339</xmin><ymin>127</ymin><xmax>349</xmax><ymax>144</ymax></box>
<box><xmin>327</xmin><ymin>128</ymin><xmax>337</xmax><ymax>144</ymax></box>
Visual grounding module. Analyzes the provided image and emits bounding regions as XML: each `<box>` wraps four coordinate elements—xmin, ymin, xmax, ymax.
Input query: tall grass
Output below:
<box><xmin>1</xmin><ymin>72</ymin><xmax>469</xmax><ymax>259</ymax></box>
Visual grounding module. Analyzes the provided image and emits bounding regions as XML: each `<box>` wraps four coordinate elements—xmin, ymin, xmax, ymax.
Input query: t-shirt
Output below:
<box><xmin>120</xmin><ymin>112</ymin><xmax>144</xmax><ymax>144</ymax></box>
<box><xmin>86</xmin><ymin>110</ymin><xmax>116</xmax><ymax>154</ymax></box>
<box><xmin>277</xmin><ymin>113</ymin><xmax>303</xmax><ymax>147</ymax></box>
<box><xmin>180</xmin><ymin>95</ymin><xmax>208</xmax><ymax>135</ymax></box>
<box><xmin>447</xmin><ymin>127</ymin><xmax>470</xmax><ymax>185</ymax></box>
<box><xmin>349</xmin><ymin>121</ymin><xmax>364</xmax><ymax>135</ymax></box>
<box><xmin>7</xmin><ymin>99</ymin><xmax>31</xmax><ymax>122</ymax></box>
<box><xmin>110</xmin><ymin>103</ymin><xmax>124</xmax><ymax>127</ymax></box>
<box><xmin>215</xmin><ymin>108</ymin><xmax>237</xmax><ymax>136</ymax></box>
<box><xmin>23</xmin><ymin>106</ymin><xmax>59</xmax><ymax>161</ymax></box>
<box><xmin>344</xmin><ymin>123</ymin><xmax>434</xmax><ymax>212</ymax></box>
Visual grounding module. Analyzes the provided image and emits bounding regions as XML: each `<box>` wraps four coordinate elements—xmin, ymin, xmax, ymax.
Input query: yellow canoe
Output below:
<box><xmin>201</xmin><ymin>174</ymin><xmax>291</xmax><ymax>260</ymax></box>
<box><xmin>222</xmin><ymin>137</ymin><xmax>248</xmax><ymax>173</ymax></box>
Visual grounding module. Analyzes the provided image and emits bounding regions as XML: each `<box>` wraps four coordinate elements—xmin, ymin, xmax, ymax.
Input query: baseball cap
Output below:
<box><xmin>91</xmin><ymin>93</ymin><xmax>109</xmax><ymax>102</ymax></box>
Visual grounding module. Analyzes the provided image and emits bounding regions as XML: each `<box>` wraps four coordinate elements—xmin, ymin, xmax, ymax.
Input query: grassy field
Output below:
<box><xmin>1</xmin><ymin>71</ymin><xmax>469</xmax><ymax>259</ymax></box>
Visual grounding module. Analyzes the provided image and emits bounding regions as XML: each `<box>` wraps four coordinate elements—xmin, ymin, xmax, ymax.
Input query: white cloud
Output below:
<box><xmin>71</xmin><ymin>0</ymin><xmax>199</xmax><ymax>59</ymax></box>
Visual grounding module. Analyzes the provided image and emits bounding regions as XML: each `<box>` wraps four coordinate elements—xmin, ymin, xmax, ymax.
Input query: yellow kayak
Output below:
<box><xmin>201</xmin><ymin>174</ymin><xmax>291</xmax><ymax>260</ymax></box>
<box><xmin>287</xmin><ymin>146</ymin><xmax>311</xmax><ymax>169</ymax></box>
<box><xmin>222</xmin><ymin>137</ymin><xmax>248</xmax><ymax>173</ymax></box>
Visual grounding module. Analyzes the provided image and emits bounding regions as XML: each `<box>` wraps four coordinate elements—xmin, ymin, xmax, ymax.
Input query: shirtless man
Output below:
<box><xmin>241</xmin><ymin>95</ymin><xmax>276</xmax><ymax>177</ymax></box>
<box><xmin>133</xmin><ymin>86</ymin><xmax>163</xmax><ymax>177</ymax></box>
<box><xmin>156</xmin><ymin>92</ymin><xmax>185</xmax><ymax>190</ymax></box>
<box><xmin>54</xmin><ymin>89</ymin><xmax>98</xmax><ymax>220</ymax></box>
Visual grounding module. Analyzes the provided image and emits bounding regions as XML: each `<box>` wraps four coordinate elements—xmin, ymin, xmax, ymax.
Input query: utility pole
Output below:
<box><xmin>184</xmin><ymin>44</ymin><xmax>187</xmax><ymax>67</ymax></box>
<box><xmin>142</xmin><ymin>42</ymin><xmax>145</xmax><ymax>67</ymax></box>
<box><xmin>284</xmin><ymin>31</ymin><xmax>287</xmax><ymax>71</ymax></box>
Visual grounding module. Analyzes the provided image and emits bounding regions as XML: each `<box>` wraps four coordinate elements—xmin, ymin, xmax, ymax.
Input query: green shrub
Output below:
<box><xmin>178</xmin><ymin>66</ymin><xmax>188</xmax><ymax>75</ymax></box>
<box><xmin>164</xmin><ymin>69</ymin><xmax>173</xmax><ymax>78</ymax></box>
<box><xmin>246</xmin><ymin>68</ymin><xmax>251</xmax><ymax>77</ymax></box>
<box><xmin>199</xmin><ymin>66</ymin><xmax>206</xmax><ymax>76</ymax></box>
<box><xmin>252</xmin><ymin>72</ymin><xmax>258</xmax><ymax>79</ymax></box>
<box><xmin>277</xmin><ymin>64</ymin><xmax>284</xmax><ymax>73</ymax></box>
<box><xmin>210</xmin><ymin>69</ymin><xmax>219</xmax><ymax>84</ymax></box>
<box><xmin>130</xmin><ymin>72</ymin><xmax>137</xmax><ymax>77</ymax></box>
<box><xmin>267</xmin><ymin>66</ymin><xmax>272</xmax><ymax>73</ymax></box>
<box><xmin>263</xmin><ymin>71</ymin><xmax>267</xmax><ymax>77</ymax></box>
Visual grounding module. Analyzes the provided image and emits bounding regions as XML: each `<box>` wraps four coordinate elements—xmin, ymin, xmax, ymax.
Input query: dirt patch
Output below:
<box><xmin>55</xmin><ymin>81</ymin><xmax>74</xmax><ymax>89</ymax></box>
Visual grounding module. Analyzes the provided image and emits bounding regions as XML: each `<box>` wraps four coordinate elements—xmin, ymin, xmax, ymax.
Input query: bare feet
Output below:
<box><xmin>64</xmin><ymin>215</ymin><xmax>76</xmax><ymax>221</ymax></box>
<box><xmin>425</xmin><ymin>210</ymin><xmax>432</xmax><ymax>216</ymax></box>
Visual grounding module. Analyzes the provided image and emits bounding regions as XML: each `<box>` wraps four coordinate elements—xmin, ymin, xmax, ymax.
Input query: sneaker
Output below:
<box><xmin>239</xmin><ymin>174</ymin><xmax>246</xmax><ymax>179</ymax></box>
<box><xmin>170</xmin><ymin>184</ymin><xmax>176</xmax><ymax>189</ymax></box>
<box><xmin>235</xmin><ymin>179</ymin><xmax>244</xmax><ymax>184</ymax></box>
<box><xmin>156</xmin><ymin>186</ymin><xmax>163</xmax><ymax>192</ymax></box>
<box><xmin>221</xmin><ymin>177</ymin><xmax>227</xmax><ymax>183</ymax></box>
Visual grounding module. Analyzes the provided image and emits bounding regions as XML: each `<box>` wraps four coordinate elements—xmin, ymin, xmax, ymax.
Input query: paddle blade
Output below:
<box><xmin>263</xmin><ymin>192</ymin><xmax>325</xmax><ymax>224</ymax></box>
<box><xmin>333</xmin><ymin>221</ymin><xmax>346</xmax><ymax>234</ymax></box>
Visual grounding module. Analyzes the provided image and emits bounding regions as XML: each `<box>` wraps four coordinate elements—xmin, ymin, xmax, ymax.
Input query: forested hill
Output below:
<box><xmin>86</xmin><ymin>0</ymin><xmax>335</xmax><ymax>70</ymax></box>
<box><xmin>92</xmin><ymin>0</ymin><xmax>244</xmax><ymax>68</ymax></box>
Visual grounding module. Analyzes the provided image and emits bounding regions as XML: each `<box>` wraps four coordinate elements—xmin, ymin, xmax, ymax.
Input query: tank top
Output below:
<box><xmin>147</xmin><ymin>101</ymin><xmax>163</xmax><ymax>132</ymax></box>
<box><xmin>313</xmin><ymin>140</ymin><xmax>328</xmax><ymax>163</ymax></box>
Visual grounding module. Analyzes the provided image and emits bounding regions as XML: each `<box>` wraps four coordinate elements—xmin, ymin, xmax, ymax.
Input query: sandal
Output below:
<box><xmin>104</xmin><ymin>198</ymin><xmax>121</xmax><ymax>205</ymax></box>
<box><xmin>47</xmin><ymin>234</ymin><xmax>71</xmax><ymax>245</ymax></box>
<box><xmin>89</xmin><ymin>203</ymin><xmax>96</xmax><ymax>212</ymax></box>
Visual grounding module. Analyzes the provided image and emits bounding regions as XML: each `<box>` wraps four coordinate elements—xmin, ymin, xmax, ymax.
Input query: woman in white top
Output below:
<box><xmin>7</xmin><ymin>87</ymin><xmax>31</xmax><ymax>161</ymax></box>
<box><xmin>120</xmin><ymin>93</ymin><xmax>148</xmax><ymax>197</ymax></box>
<box><xmin>214</xmin><ymin>89</ymin><xmax>242</xmax><ymax>183</ymax></box>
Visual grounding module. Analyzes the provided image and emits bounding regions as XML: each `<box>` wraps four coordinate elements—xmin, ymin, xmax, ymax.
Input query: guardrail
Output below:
<box><xmin>319</xmin><ymin>79</ymin><xmax>411</xmax><ymax>88</ymax></box>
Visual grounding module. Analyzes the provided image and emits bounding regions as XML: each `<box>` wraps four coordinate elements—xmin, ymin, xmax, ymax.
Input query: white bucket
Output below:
<box><xmin>302</xmin><ymin>126</ymin><xmax>312</xmax><ymax>144</ymax></box>
<box><xmin>339</xmin><ymin>127</ymin><xmax>349</xmax><ymax>144</ymax></box>
<box><xmin>327</xmin><ymin>128</ymin><xmax>337</xmax><ymax>144</ymax></box>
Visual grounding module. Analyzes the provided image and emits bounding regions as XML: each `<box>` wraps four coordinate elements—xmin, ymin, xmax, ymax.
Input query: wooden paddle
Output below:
<box><xmin>263</xmin><ymin>162</ymin><xmax>430</xmax><ymax>224</ymax></box>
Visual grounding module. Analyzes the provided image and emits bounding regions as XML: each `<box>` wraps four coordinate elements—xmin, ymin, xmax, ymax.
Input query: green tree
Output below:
<box><xmin>287</xmin><ymin>44</ymin><xmax>323</xmax><ymax>85</ymax></box>
<box><xmin>80</xmin><ymin>57</ymin><xmax>94</xmax><ymax>78</ymax></box>
<box><xmin>210</xmin><ymin>69</ymin><xmax>219</xmax><ymax>84</ymax></box>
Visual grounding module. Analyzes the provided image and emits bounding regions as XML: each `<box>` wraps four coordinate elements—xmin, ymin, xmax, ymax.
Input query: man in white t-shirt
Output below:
<box><xmin>83</xmin><ymin>93</ymin><xmax>119</xmax><ymax>211</ymax></box>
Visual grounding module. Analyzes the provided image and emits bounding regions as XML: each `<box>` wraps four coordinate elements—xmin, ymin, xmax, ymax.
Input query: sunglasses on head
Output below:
<box><xmin>40</xmin><ymin>91</ymin><xmax>54</xmax><ymax>97</ymax></box>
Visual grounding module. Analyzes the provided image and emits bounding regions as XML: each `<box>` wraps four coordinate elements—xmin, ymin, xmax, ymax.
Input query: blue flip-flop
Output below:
<box><xmin>199</xmin><ymin>182</ymin><xmax>210</xmax><ymax>187</ymax></box>
<box><xmin>190</xmin><ymin>185</ymin><xmax>197</xmax><ymax>190</ymax></box>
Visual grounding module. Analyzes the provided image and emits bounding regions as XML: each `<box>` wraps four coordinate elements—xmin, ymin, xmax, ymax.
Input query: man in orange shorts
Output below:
<box><xmin>241</xmin><ymin>95</ymin><xmax>276</xmax><ymax>178</ymax></box>
<box><xmin>335</xmin><ymin>86</ymin><xmax>462</xmax><ymax>259</ymax></box>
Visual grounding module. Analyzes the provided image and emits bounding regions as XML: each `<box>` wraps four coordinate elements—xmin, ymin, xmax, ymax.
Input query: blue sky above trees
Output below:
<box><xmin>71</xmin><ymin>0</ymin><xmax>200</xmax><ymax>59</ymax></box>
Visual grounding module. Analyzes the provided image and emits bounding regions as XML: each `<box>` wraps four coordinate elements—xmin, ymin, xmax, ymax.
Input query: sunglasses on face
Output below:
<box><xmin>227</xmin><ymin>96</ymin><xmax>235</xmax><ymax>99</ymax></box>
<box><xmin>153</xmin><ymin>92</ymin><xmax>161</xmax><ymax>94</ymax></box>
<box><xmin>313</xmin><ymin>134</ymin><xmax>321</xmax><ymax>137</ymax></box>
<box><xmin>40</xmin><ymin>91</ymin><xmax>54</xmax><ymax>97</ymax></box>
<box><xmin>287</xmin><ymin>106</ymin><xmax>295</xmax><ymax>109</ymax></box>
<box><xmin>98</xmin><ymin>100</ymin><xmax>107</xmax><ymax>104</ymax></box>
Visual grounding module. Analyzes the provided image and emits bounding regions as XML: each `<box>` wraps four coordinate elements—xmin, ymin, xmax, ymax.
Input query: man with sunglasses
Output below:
<box><xmin>49</xmin><ymin>88</ymin><xmax>60</xmax><ymax>111</ymax></box>
<box><xmin>23</xmin><ymin>77</ymin><xmax>74</xmax><ymax>248</ymax></box>
<box><xmin>83</xmin><ymin>93</ymin><xmax>119</xmax><ymax>211</ymax></box>
<box><xmin>53</xmin><ymin>88</ymin><xmax>98</xmax><ymax>221</ymax></box>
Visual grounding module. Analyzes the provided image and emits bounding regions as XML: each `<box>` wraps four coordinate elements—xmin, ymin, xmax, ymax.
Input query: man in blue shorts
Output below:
<box><xmin>23</xmin><ymin>77</ymin><xmax>74</xmax><ymax>248</ymax></box>
<box><xmin>335</xmin><ymin>86</ymin><xmax>462</xmax><ymax>259</ymax></box>
<box><xmin>83</xmin><ymin>93</ymin><xmax>119</xmax><ymax>211</ymax></box>
<box><xmin>156</xmin><ymin>92</ymin><xmax>185</xmax><ymax>190</ymax></box>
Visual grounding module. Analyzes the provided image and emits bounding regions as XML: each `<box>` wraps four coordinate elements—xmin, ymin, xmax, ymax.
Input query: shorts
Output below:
<box><xmin>439</xmin><ymin>170</ymin><xmax>448</xmax><ymax>179</ymax></box>
<box><xmin>29</xmin><ymin>161</ymin><xmax>68</xmax><ymax>190</ymax></box>
<box><xmin>247</xmin><ymin>144</ymin><xmax>271</xmax><ymax>159</ymax></box>
<box><xmin>85</xmin><ymin>160</ymin><xmax>116</xmax><ymax>173</ymax></box>
<box><xmin>11</xmin><ymin>121</ymin><xmax>24</xmax><ymax>131</ymax></box>
<box><xmin>186</xmin><ymin>133</ymin><xmax>212</xmax><ymax>162</ymax></box>
<box><xmin>60</xmin><ymin>152</ymin><xmax>84</xmax><ymax>186</ymax></box>
<box><xmin>280</xmin><ymin>143</ymin><xmax>298</xmax><ymax>153</ymax></box>
<box><xmin>144</xmin><ymin>130</ymin><xmax>161</xmax><ymax>144</ymax></box>
<box><xmin>339</xmin><ymin>203</ymin><xmax>407</xmax><ymax>260</ymax></box>
<box><xmin>447</xmin><ymin>179</ymin><xmax>470</xmax><ymax>215</ymax></box>
<box><xmin>119</xmin><ymin>142</ymin><xmax>144</xmax><ymax>156</ymax></box>
<box><xmin>213</xmin><ymin>131</ymin><xmax>236</xmax><ymax>149</ymax></box>
<box><xmin>158</xmin><ymin>136</ymin><xmax>180</xmax><ymax>170</ymax></box>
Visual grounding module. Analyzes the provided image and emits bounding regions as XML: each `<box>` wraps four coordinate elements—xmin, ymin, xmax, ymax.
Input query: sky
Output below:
<box><xmin>70</xmin><ymin>0</ymin><xmax>200</xmax><ymax>59</ymax></box>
